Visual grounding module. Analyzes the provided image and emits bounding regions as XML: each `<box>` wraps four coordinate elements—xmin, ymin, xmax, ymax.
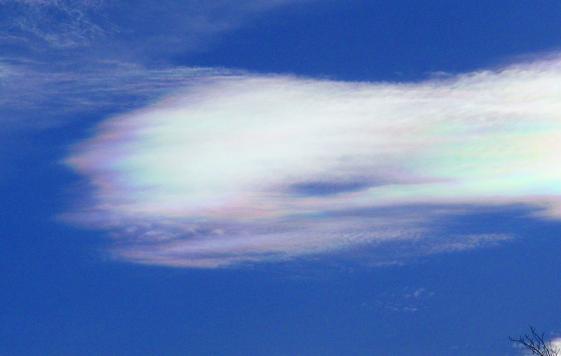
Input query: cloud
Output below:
<box><xmin>513</xmin><ymin>335</ymin><xmax>561</xmax><ymax>355</ymax></box>
<box><xmin>0</xmin><ymin>0</ymin><xmax>313</xmax><ymax>128</ymax></box>
<box><xmin>64</xmin><ymin>55</ymin><xmax>561</xmax><ymax>268</ymax></box>
<box><xmin>0</xmin><ymin>59</ymin><xmax>236</xmax><ymax>131</ymax></box>
<box><xmin>549</xmin><ymin>338</ymin><xmax>561</xmax><ymax>353</ymax></box>
<box><xmin>365</xmin><ymin>287</ymin><xmax>435</xmax><ymax>313</ymax></box>
<box><xmin>0</xmin><ymin>0</ymin><xmax>107</xmax><ymax>48</ymax></box>
<box><xmin>0</xmin><ymin>0</ymin><xmax>309</xmax><ymax>51</ymax></box>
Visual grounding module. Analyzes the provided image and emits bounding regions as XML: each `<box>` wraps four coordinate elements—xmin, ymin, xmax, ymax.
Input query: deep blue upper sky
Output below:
<box><xmin>183</xmin><ymin>0</ymin><xmax>561</xmax><ymax>80</ymax></box>
<box><xmin>2</xmin><ymin>1</ymin><xmax>561</xmax><ymax>355</ymax></box>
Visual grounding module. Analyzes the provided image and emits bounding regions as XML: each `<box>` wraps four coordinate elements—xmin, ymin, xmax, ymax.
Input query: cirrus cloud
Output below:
<box><xmin>0</xmin><ymin>0</ymin><xmax>313</xmax><ymax>51</ymax></box>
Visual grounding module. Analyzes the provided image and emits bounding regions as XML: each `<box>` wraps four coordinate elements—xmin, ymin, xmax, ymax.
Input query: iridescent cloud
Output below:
<box><xmin>65</xmin><ymin>55</ymin><xmax>561</xmax><ymax>267</ymax></box>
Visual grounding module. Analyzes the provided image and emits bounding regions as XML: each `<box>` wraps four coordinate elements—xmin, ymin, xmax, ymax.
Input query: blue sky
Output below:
<box><xmin>2</xmin><ymin>0</ymin><xmax>561</xmax><ymax>354</ymax></box>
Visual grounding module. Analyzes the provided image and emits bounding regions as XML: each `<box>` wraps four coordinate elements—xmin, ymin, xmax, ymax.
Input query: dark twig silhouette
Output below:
<box><xmin>510</xmin><ymin>326</ymin><xmax>559</xmax><ymax>356</ymax></box>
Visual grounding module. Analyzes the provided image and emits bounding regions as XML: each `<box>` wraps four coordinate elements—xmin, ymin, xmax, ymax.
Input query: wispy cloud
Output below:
<box><xmin>64</xmin><ymin>55</ymin><xmax>561</xmax><ymax>268</ymax></box>
<box><xmin>0</xmin><ymin>0</ymin><xmax>313</xmax><ymax>129</ymax></box>
<box><xmin>0</xmin><ymin>0</ymin><xmax>107</xmax><ymax>48</ymax></box>
<box><xmin>0</xmin><ymin>59</ymin><xmax>234</xmax><ymax>131</ymax></box>
<box><xmin>364</xmin><ymin>287</ymin><xmax>435</xmax><ymax>313</ymax></box>
<box><xmin>0</xmin><ymin>0</ymin><xmax>309</xmax><ymax>50</ymax></box>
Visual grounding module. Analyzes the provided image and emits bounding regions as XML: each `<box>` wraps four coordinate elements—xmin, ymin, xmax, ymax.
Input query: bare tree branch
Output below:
<box><xmin>510</xmin><ymin>326</ymin><xmax>559</xmax><ymax>356</ymax></box>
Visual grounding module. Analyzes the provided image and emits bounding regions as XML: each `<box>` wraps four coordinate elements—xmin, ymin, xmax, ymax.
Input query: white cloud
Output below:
<box><xmin>549</xmin><ymin>338</ymin><xmax>561</xmax><ymax>353</ymax></box>
<box><xmin>64</xmin><ymin>55</ymin><xmax>561</xmax><ymax>268</ymax></box>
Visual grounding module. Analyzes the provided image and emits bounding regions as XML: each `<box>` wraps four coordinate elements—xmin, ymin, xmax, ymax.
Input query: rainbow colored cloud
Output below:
<box><xmin>65</xmin><ymin>55</ymin><xmax>561</xmax><ymax>267</ymax></box>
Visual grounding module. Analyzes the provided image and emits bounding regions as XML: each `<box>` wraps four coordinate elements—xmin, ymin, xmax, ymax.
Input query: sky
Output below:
<box><xmin>2</xmin><ymin>0</ymin><xmax>561</xmax><ymax>355</ymax></box>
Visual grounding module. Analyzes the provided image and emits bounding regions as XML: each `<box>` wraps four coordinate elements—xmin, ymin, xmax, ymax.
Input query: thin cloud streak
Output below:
<box><xmin>0</xmin><ymin>0</ymin><xmax>107</xmax><ymax>48</ymax></box>
<box><xmin>0</xmin><ymin>0</ymin><xmax>311</xmax><ymax>50</ymax></box>
<box><xmin>0</xmin><ymin>0</ymin><xmax>315</xmax><ymax>129</ymax></box>
<box><xmin>65</xmin><ymin>55</ymin><xmax>561</xmax><ymax>268</ymax></box>
<box><xmin>0</xmin><ymin>59</ymin><xmax>235</xmax><ymax>130</ymax></box>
